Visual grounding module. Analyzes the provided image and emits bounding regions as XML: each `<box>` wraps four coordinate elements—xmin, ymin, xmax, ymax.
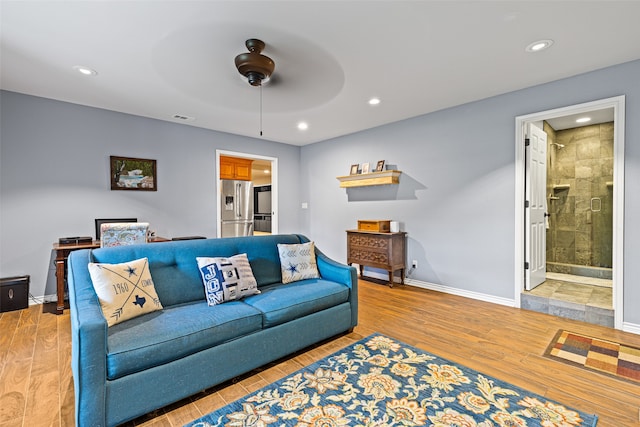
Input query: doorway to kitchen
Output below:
<box><xmin>216</xmin><ymin>150</ymin><xmax>278</xmax><ymax>238</ymax></box>
<box><xmin>514</xmin><ymin>96</ymin><xmax>625</xmax><ymax>329</ymax></box>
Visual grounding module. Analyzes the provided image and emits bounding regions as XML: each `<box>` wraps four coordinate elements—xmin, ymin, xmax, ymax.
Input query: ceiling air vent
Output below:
<box><xmin>172</xmin><ymin>114</ymin><xmax>195</xmax><ymax>121</ymax></box>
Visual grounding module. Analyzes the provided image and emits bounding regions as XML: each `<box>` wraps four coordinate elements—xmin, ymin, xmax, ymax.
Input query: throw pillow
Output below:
<box><xmin>88</xmin><ymin>257</ymin><xmax>163</xmax><ymax>327</ymax></box>
<box><xmin>277</xmin><ymin>241</ymin><xmax>320</xmax><ymax>284</ymax></box>
<box><xmin>196</xmin><ymin>253</ymin><xmax>260</xmax><ymax>306</ymax></box>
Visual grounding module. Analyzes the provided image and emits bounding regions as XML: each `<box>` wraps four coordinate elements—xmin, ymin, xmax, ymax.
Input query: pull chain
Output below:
<box><xmin>259</xmin><ymin>84</ymin><xmax>263</xmax><ymax>136</ymax></box>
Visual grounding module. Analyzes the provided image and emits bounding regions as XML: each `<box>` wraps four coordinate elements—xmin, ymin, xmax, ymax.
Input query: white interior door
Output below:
<box><xmin>525</xmin><ymin>123</ymin><xmax>547</xmax><ymax>290</ymax></box>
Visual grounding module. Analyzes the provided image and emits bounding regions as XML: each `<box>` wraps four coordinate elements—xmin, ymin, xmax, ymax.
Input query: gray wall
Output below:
<box><xmin>1</xmin><ymin>60</ymin><xmax>638</xmax><ymax>327</ymax></box>
<box><xmin>299</xmin><ymin>59</ymin><xmax>639</xmax><ymax>325</ymax></box>
<box><xmin>0</xmin><ymin>92</ymin><xmax>301</xmax><ymax>299</ymax></box>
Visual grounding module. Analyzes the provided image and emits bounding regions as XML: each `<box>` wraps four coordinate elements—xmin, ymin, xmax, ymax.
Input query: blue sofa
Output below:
<box><xmin>67</xmin><ymin>234</ymin><xmax>358</xmax><ymax>427</ymax></box>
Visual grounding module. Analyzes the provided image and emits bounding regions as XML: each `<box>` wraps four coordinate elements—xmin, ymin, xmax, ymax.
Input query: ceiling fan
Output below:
<box><xmin>234</xmin><ymin>39</ymin><xmax>275</xmax><ymax>87</ymax></box>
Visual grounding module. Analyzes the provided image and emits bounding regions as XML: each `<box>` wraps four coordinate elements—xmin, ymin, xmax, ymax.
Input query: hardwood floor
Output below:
<box><xmin>1</xmin><ymin>280</ymin><xmax>639</xmax><ymax>426</ymax></box>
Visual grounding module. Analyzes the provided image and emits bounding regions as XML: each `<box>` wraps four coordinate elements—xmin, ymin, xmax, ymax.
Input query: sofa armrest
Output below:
<box><xmin>67</xmin><ymin>249</ymin><xmax>109</xmax><ymax>427</ymax></box>
<box><xmin>313</xmin><ymin>246</ymin><xmax>358</xmax><ymax>328</ymax></box>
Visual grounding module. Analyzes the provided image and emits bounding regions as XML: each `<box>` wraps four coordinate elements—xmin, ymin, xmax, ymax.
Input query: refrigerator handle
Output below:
<box><xmin>236</xmin><ymin>183</ymin><xmax>241</xmax><ymax>218</ymax></box>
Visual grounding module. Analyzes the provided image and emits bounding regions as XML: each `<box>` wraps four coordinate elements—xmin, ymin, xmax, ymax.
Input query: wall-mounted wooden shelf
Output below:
<box><xmin>336</xmin><ymin>170</ymin><xmax>402</xmax><ymax>188</ymax></box>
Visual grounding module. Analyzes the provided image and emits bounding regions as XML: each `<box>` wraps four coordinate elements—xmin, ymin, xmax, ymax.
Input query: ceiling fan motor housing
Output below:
<box><xmin>235</xmin><ymin>39</ymin><xmax>275</xmax><ymax>86</ymax></box>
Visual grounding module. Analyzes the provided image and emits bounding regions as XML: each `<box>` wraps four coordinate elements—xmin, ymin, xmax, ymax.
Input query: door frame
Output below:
<box><xmin>514</xmin><ymin>95</ymin><xmax>625</xmax><ymax>329</ymax></box>
<box><xmin>216</xmin><ymin>149</ymin><xmax>278</xmax><ymax>238</ymax></box>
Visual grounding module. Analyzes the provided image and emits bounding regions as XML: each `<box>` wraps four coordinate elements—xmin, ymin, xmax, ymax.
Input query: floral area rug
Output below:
<box><xmin>545</xmin><ymin>329</ymin><xmax>640</xmax><ymax>385</ymax></box>
<box><xmin>186</xmin><ymin>333</ymin><xmax>597</xmax><ymax>426</ymax></box>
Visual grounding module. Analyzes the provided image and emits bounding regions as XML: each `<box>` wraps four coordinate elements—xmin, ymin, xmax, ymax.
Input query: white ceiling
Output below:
<box><xmin>2</xmin><ymin>1</ymin><xmax>640</xmax><ymax>146</ymax></box>
<box><xmin>545</xmin><ymin>108</ymin><xmax>615</xmax><ymax>131</ymax></box>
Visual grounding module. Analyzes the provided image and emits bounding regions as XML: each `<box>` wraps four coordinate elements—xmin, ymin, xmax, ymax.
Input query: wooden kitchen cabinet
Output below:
<box><xmin>220</xmin><ymin>156</ymin><xmax>253</xmax><ymax>181</ymax></box>
<box><xmin>347</xmin><ymin>230</ymin><xmax>406</xmax><ymax>287</ymax></box>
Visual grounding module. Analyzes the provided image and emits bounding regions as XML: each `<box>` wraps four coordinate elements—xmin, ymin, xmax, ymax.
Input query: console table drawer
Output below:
<box><xmin>349</xmin><ymin>249</ymin><xmax>389</xmax><ymax>266</ymax></box>
<box><xmin>348</xmin><ymin>233</ymin><xmax>390</xmax><ymax>249</ymax></box>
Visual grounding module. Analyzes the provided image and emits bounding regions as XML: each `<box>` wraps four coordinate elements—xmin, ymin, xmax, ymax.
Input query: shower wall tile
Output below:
<box><xmin>556</xmin><ymin>213</ymin><xmax>575</xmax><ymax>229</ymax></box>
<box><xmin>601</xmin><ymin>143</ymin><xmax>614</xmax><ymax>158</ymax></box>
<box><xmin>600</xmin><ymin>122</ymin><xmax>614</xmax><ymax>140</ymax></box>
<box><xmin>577</xmin><ymin>139</ymin><xmax>601</xmax><ymax>160</ymax></box>
<box><xmin>555</xmin><ymin>162</ymin><xmax>575</xmax><ymax>179</ymax></box>
<box><xmin>571</xmin><ymin>125</ymin><xmax>599</xmax><ymax>141</ymax></box>
<box><xmin>575</xmin><ymin>251</ymin><xmax>591</xmax><ymax>266</ymax></box>
<box><xmin>575</xmin><ymin>160</ymin><xmax>599</xmax><ymax>178</ymax></box>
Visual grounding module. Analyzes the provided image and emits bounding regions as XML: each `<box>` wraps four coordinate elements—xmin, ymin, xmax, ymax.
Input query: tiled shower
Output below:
<box><xmin>544</xmin><ymin>121</ymin><xmax>613</xmax><ymax>278</ymax></box>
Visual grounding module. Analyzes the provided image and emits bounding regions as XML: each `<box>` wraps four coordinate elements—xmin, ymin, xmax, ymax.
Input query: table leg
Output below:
<box><xmin>55</xmin><ymin>258</ymin><xmax>65</xmax><ymax>315</ymax></box>
<box><xmin>388</xmin><ymin>271</ymin><xmax>394</xmax><ymax>288</ymax></box>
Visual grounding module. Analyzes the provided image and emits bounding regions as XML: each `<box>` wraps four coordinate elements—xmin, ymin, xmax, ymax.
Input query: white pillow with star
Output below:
<box><xmin>88</xmin><ymin>257</ymin><xmax>163</xmax><ymax>327</ymax></box>
<box><xmin>277</xmin><ymin>241</ymin><xmax>320</xmax><ymax>284</ymax></box>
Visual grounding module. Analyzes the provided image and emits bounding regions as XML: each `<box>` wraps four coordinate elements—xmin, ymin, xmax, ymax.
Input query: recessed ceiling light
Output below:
<box><xmin>297</xmin><ymin>122</ymin><xmax>309</xmax><ymax>131</ymax></box>
<box><xmin>576</xmin><ymin>117</ymin><xmax>591</xmax><ymax>124</ymax></box>
<box><xmin>72</xmin><ymin>65</ymin><xmax>97</xmax><ymax>76</ymax></box>
<box><xmin>368</xmin><ymin>97</ymin><xmax>381</xmax><ymax>106</ymax></box>
<box><xmin>525</xmin><ymin>39</ymin><xmax>554</xmax><ymax>53</ymax></box>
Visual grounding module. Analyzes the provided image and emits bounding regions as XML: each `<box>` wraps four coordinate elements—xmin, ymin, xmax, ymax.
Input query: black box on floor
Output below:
<box><xmin>0</xmin><ymin>275</ymin><xmax>29</xmax><ymax>312</ymax></box>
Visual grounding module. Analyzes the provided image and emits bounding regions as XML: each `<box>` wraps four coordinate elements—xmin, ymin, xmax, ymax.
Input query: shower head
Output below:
<box><xmin>551</xmin><ymin>143</ymin><xmax>565</xmax><ymax>149</ymax></box>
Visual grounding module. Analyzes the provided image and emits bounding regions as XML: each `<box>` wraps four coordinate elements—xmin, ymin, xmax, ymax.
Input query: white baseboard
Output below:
<box><xmin>622</xmin><ymin>322</ymin><xmax>640</xmax><ymax>335</ymax></box>
<box><xmin>404</xmin><ymin>278</ymin><xmax>515</xmax><ymax>307</ymax></box>
<box><xmin>360</xmin><ymin>269</ymin><xmax>515</xmax><ymax>307</ymax></box>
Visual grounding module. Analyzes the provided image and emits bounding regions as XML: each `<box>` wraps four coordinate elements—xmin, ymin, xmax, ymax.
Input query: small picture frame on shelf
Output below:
<box><xmin>375</xmin><ymin>160</ymin><xmax>385</xmax><ymax>172</ymax></box>
<box><xmin>361</xmin><ymin>162</ymin><xmax>370</xmax><ymax>174</ymax></box>
<box><xmin>350</xmin><ymin>164</ymin><xmax>359</xmax><ymax>175</ymax></box>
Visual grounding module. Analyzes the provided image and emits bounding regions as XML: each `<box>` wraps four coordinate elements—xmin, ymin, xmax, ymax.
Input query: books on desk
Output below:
<box><xmin>58</xmin><ymin>236</ymin><xmax>93</xmax><ymax>245</ymax></box>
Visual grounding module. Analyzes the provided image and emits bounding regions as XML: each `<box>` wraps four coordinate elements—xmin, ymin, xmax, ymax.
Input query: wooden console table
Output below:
<box><xmin>52</xmin><ymin>237</ymin><xmax>169</xmax><ymax>315</ymax></box>
<box><xmin>346</xmin><ymin>230</ymin><xmax>406</xmax><ymax>287</ymax></box>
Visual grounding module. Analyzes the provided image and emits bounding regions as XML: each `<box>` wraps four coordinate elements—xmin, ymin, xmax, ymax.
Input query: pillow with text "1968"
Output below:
<box><xmin>277</xmin><ymin>241</ymin><xmax>320</xmax><ymax>284</ymax></box>
<box><xmin>88</xmin><ymin>257</ymin><xmax>163</xmax><ymax>327</ymax></box>
<box><xmin>196</xmin><ymin>253</ymin><xmax>260</xmax><ymax>306</ymax></box>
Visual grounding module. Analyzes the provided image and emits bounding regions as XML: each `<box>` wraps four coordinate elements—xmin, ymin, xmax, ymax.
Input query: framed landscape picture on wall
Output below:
<box><xmin>110</xmin><ymin>156</ymin><xmax>157</xmax><ymax>191</ymax></box>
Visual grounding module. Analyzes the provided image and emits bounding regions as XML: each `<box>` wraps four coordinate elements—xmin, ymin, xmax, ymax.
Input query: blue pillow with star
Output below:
<box><xmin>277</xmin><ymin>241</ymin><xmax>320</xmax><ymax>284</ymax></box>
<box><xmin>88</xmin><ymin>257</ymin><xmax>163</xmax><ymax>327</ymax></box>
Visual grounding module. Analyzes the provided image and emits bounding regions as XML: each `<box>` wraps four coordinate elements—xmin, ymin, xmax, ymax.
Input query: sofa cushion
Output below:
<box><xmin>242</xmin><ymin>278</ymin><xmax>349</xmax><ymax>328</ymax></box>
<box><xmin>88</xmin><ymin>257</ymin><xmax>163</xmax><ymax>327</ymax></box>
<box><xmin>277</xmin><ymin>241</ymin><xmax>320</xmax><ymax>284</ymax></box>
<box><xmin>106</xmin><ymin>300</ymin><xmax>262</xmax><ymax>380</ymax></box>
<box><xmin>196</xmin><ymin>254</ymin><xmax>260</xmax><ymax>306</ymax></box>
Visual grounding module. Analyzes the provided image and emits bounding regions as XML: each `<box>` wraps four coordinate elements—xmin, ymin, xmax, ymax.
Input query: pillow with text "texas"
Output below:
<box><xmin>88</xmin><ymin>257</ymin><xmax>163</xmax><ymax>327</ymax></box>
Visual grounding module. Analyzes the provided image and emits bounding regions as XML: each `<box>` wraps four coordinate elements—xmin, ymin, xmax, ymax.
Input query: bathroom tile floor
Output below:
<box><xmin>521</xmin><ymin>275</ymin><xmax>613</xmax><ymax>327</ymax></box>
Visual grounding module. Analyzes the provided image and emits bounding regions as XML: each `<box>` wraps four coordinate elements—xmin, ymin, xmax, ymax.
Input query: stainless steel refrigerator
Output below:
<box><xmin>220</xmin><ymin>180</ymin><xmax>254</xmax><ymax>237</ymax></box>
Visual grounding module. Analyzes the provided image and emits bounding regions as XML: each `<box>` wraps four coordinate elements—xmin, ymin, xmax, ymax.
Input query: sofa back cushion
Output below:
<box><xmin>88</xmin><ymin>234</ymin><xmax>306</xmax><ymax>307</ymax></box>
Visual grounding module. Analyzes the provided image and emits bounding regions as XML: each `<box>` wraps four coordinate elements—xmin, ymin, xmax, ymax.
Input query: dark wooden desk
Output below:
<box><xmin>52</xmin><ymin>237</ymin><xmax>169</xmax><ymax>314</ymax></box>
<box><xmin>346</xmin><ymin>230</ymin><xmax>407</xmax><ymax>287</ymax></box>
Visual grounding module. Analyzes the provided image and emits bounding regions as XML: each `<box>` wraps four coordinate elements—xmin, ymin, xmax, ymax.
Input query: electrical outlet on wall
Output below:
<box><xmin>412</xmin><ymin>260</ymin><xmax>418</xmax><ymax>269</ymax></box>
